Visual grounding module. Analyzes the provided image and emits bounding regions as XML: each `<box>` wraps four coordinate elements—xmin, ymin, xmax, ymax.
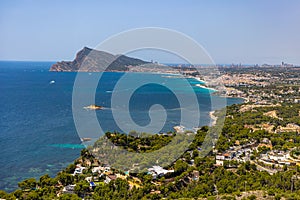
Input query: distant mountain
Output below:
<box><xmin>49</xmin><ymin>47</ymin><xmax>149</xmax><ymax>72</ymax></box>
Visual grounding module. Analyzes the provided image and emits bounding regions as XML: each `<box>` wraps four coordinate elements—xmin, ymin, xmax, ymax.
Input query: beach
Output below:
<box><xmin>209</xmin><ymin>110</ymin><xmax>218</xmax><ymax>126</ymax></box>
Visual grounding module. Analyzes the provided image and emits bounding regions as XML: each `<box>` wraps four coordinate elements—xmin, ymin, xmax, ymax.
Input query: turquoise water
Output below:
<box><xmin>0</xmin><ymin>61</ymin><xmax>243</xmax><ymax>192</ymax></box>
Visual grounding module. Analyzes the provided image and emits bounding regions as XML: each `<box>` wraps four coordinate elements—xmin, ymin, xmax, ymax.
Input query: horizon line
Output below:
<box><xmin>0</xmin><ymin>59</ymin><xmax>299</xmax><ymax>67</ymax></box>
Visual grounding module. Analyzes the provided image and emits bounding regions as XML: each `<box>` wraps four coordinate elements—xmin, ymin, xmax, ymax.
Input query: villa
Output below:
<box><xmin>148</xmin><ymin>166</ymin><xmax>174</xmax><ymax>179</ymax></box>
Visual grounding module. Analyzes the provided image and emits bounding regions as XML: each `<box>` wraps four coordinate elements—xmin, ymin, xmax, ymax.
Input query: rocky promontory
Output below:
<box><xmin>50</xmin><ymin>47</ymin><xmax>149</xmax><ymax>72</ymax></box>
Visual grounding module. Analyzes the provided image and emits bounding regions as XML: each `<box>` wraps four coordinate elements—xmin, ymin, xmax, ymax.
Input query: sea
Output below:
<box><xmin>0</xmin><ymin>61</ymin><xmax>243</xmax><ymax>192</ymax></box>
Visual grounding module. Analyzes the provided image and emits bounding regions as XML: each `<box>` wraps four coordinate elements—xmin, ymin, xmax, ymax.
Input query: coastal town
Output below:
<box><xmin>185</xmin><ymin>63</ymin><xmax>300</xmax><ymax>105</ymax></box>
<box><xmin>129</xmin><ymin>62</ymin><xmax>300</xmax><ymax>105</ymax></box>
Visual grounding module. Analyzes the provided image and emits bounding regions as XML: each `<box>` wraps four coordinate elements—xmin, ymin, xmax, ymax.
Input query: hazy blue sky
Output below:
<box><xmin>0</xmin><ymin>0</ymin><xmax>299</xmax><ymax>64</ymax></box>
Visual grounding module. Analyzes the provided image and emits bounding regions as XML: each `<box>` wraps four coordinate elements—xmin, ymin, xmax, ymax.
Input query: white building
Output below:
<box><xmin>216</xmin><ymin>160</ymin><xmax>224</xmax><ymax>166</ymax></box>
<box><xmin>148</xmin><ymin>166</ymin><xmax>174</xmax><ymax>178</ymax></box>
<box><xmin>216</xmin><ymin>155</ymin><xmax>225</xmax><ymax>160</ymax></box>
<box><xmin>73</xmin><ymin>166</ymin><xmax>86</xmax><ymax>176</ymax></box>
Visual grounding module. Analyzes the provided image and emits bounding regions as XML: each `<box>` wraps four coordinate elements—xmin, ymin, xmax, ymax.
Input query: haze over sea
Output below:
<box><xmin>0</xmin><ymin>61</ymin><xmax>243</xmax><ymax>192</ymax></box>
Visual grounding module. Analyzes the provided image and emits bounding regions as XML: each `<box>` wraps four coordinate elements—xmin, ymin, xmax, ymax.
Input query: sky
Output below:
<box><xmin>0</xmin><ymin>0</ymin><xmax>299</xmax><ymax>64</ymax></box>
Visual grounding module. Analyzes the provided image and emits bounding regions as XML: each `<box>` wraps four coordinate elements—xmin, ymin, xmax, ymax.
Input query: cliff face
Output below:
<box><xmin>50</xmin><ymin>47</ymin><xmax>148</xmax><ymax>72</ymax></box>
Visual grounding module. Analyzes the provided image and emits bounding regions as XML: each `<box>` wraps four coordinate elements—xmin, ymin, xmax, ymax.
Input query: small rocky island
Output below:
<box><xmin>83</xmin><ymin>104</ymin><xmax>103</xmax><ymax>110</ymax></box>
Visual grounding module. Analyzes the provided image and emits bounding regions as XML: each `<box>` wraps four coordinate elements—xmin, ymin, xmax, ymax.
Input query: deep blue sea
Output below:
<box><xmin>0</xmin><ymin>61</ymin><xmax>243</xmax><ymax>192</ymax></box>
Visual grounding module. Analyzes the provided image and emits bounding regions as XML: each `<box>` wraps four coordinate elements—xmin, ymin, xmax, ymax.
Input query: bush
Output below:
<box><xmin>248</xmin><ymin>194</ymin><xmax>256</xmax><ymax>200</ymax></box>
<box><xmin>59</xmin><ymin>193</ymin><xmax>81</xmax><ymax>200</ymax></box>
<box><xmin>268</xmin><ymin>189</ymin><xmax>275</xmax><ymax>196</ymax></box>
<box><xmin>221</xmin><ymin>195</ymin><xmax>236</xmax><ymax>200</ymax></box>
<box><xmin>275</xmin><ymin>194</ymin><xmax>281</xmax><ymax>200</ymax></box>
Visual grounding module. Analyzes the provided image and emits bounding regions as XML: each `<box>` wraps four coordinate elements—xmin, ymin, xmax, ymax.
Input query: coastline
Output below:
<box><xmin>209</xmin><ymin>110</ymin><xmax>218</xmax><ymax>126</ymax></box>
<box><xmin>208</xmin><ymin>95</ymin><xmax>245</xmax><ymax>127</ymax></box>
<box><xmin>218</xmin><ymin>94</ymin><xmax>248</xmax><ymax>102</ymax></box>
<box><xmin>190</xmin><ymin>76</ymin><xmax>206</xmax><ymax>84</ymax></box>
<box><xmin>195</xmin><ymin>84</ymin><xmax>217</xmax><ymax>92</ymax></box>
<box><xmin>1</xmin><ymin>66</ymin><xmax>246</xmax><ymax>192</ymax></box>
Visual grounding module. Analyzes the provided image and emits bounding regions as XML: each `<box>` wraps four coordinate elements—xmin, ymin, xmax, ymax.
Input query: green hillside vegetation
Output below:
<box><xmin>1</xmin><ymin>104</ymin><xmax>300</xmax><ymax>199</ymax></box>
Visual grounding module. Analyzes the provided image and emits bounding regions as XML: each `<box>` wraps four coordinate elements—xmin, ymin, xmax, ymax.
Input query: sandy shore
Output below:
<box><xmin>209</xmin><ymin>110</ymin><xmax>218</xmax><ymax>126</ymax></box>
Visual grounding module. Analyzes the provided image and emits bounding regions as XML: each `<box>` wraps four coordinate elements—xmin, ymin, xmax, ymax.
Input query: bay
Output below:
<box><xmin>0</xmin><ymin>61</ymin><xmax>243</xmax><ymax>192</ymax></box>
